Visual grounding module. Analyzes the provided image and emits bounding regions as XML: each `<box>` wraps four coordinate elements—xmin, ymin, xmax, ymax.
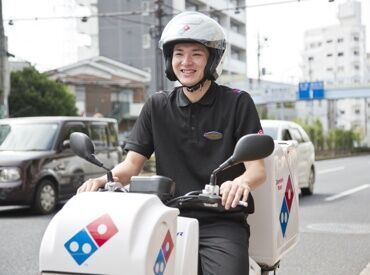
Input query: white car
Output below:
<box><xmin>261</xmin><ymin>120</ymin><xmax>316</xmax><ymax>195</ymax></box>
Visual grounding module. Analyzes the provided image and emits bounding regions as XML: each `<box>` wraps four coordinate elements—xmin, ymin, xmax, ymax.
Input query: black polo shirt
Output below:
<box><xmin>125</xmin><ymin>81</ymin><xmax>262</xmax><ymax>199</ymax></box>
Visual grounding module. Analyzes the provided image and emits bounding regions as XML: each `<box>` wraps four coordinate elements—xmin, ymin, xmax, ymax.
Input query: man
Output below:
<box><xmin>78</xmin><ymin>11</ymin><xmax>266</xmax><ymax>275</ymax></box>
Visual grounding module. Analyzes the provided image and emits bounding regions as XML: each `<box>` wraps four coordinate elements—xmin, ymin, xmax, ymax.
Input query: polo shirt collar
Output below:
<box><xmin>177</xmin><ymin>81</ymin><xmax>218</xmax><ymax>107</ymax></box>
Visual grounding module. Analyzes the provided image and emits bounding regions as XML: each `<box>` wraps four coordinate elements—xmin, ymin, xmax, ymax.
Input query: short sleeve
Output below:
<box><xmin>124</xmin><ymin>97</ymin><xmax>154</xmax><ymax>159</ymax></box>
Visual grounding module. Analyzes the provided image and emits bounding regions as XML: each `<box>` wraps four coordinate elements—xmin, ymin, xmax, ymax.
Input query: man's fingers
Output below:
<box><xmin>242</xmin><ymin>188</ymin><xmax>250</xmax><ymax>202</ymax></box>
<box><xmin>224</xmin><ymin>184</ymin><xmax>238</xmax><ymax>210</ymax></box>
<box><xmin>77</xmin><ymin>179</ymin><xmax>103</xmax><ymax>193</ymax></box>
<box><xmin>220</xmin><ymin>182</ymin><xmax>230</xmax><ymax>206</ymax></box>
<box><xmin>231</xmin><ymin>187</ymin><xmax>244</xmax><ymax>208</ymax></box>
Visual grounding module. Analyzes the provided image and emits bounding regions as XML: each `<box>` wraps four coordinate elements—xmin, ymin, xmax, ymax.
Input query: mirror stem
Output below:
<box><xmin>210</xmin><ymin>173</ymin><xmax>216</xmax><ymax>186</ymax></box>
<box><xmin>106</xmin><ymin>170</ymin><xmax>113</xmax><ymax>183</ymax></box>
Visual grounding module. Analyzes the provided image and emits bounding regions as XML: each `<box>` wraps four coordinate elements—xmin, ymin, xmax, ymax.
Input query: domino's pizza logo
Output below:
<box><xmin>153</xmin><ymin>230</ymin><xmax>174</xmax><ymax>275</ymax></box>
<box><xmin>64</xmin><ymin>213</ymin><xmax>119</xmax><ymax>265</ymax></box>
<box><xmin>279</xmin><ymin>175</ymin><xmax>295</xmax><ymax>237</ymax></box>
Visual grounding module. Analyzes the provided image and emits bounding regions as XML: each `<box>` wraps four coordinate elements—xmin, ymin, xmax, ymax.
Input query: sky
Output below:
<box><xmin>245</xmin><ymin>0</ymin><xmax>370</xmax><ymax>83</ymax></box>
<box><xmin>2</xmin><ymin>0</ymin><xmax>370</xmax><ymax>84</ymax></box>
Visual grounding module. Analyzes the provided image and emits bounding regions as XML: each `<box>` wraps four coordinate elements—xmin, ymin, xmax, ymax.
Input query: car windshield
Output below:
<box><xmin>0</xmin><ymin>123</ymin><xmax>59</xmax><ymax>151</ymax></box>
<box><xmin>262</xmin><ymin>126</ymin><xmax>278</xmax><ymax>140</ymax></box>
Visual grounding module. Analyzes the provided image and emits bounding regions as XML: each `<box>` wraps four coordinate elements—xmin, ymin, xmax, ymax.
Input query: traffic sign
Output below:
<box><xmin>298</xmin><ymin>81</ymin><xmax>325</xmax><ymax>100</ymax></box>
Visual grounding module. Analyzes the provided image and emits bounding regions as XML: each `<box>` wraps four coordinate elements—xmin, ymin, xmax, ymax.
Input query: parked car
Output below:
<box><xmin>0</xmin><ymin>116</ymin><xmax>123</xmax><ymax>214</ymax></box>
<box><xmin>261</xmin><ymin>120</ymin><xmax>315</xmax><ymax>195</ymax></box>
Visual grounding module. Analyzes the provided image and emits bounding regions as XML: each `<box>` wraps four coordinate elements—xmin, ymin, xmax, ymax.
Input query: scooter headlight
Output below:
<box><xmin>0</xmin><ymin>167</ymin><xmax>21</xmax><ymax>182</ymax></box>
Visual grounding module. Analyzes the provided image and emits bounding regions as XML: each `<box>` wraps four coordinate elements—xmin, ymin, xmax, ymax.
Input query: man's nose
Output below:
<box><xmin>182</xmin><ymin>54</ymin><xmax>193</xmax><ymax>65</ymax></box>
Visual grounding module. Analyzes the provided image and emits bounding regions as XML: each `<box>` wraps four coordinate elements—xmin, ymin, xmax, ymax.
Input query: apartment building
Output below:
<box><xmin>296</xmin><ymin>1</ymin><xmax>370</xmax><ymax>145</ymax></box>
<box><xmin>301</xmin><ymin>0</ymin><xmax>369</xmax><ymax>87</ymax></box>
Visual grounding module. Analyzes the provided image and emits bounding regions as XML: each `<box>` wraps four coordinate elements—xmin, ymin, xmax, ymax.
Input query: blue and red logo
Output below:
<box><xmin>279</xmin><ymin>175</ymin><xmax>295</xmax><ymax>237</ymax></box>
<box><xmin>153</xmin><ymin>230</ymin><xmax>174</xmax><ymax>275</ymax></box>
<box><xmin>64</xmin><ymin>213</ymin><xmax>119</xmax><ymax>265</ymax></box>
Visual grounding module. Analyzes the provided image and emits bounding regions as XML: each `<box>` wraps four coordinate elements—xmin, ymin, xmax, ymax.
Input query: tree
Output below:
<box><xmin>8</xmin><ymin>67</ymin><xmax>77</xmax><ymax>117</ymax></box>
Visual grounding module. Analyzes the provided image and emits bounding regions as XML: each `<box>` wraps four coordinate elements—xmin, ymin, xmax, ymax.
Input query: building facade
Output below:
<box><xmin>298</xmin><ymin>0</ymin><xmax>370</xmax><ymax>146</ymax></box>
<box><xmin>301</xmin><ymin>1</ymin><xmax>369</xmax><ymax>88</ymax></box>
<box><xmin>47</xmin><ymin>56</ymin><xmax>150</xmax><ymax>133</ymax></box>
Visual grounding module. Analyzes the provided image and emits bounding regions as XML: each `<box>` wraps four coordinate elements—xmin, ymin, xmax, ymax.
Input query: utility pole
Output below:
<box><xmin>0</xmin><ymin>0</ymin><xmax>9</xmax><ymax>118</ymax></box>
<box><xmin>153</xmin><ymin>0</ymin><xmax>164</xmax><ymax>92</ymax></box>
<box><xmin>257</xmin><ymin>33</ymin><xmax>268</xmax><ymax>82</ymax></box>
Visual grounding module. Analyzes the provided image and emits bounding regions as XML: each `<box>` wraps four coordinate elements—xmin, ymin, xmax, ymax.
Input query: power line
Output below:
<box><xmin>4</xmin><ymin>0</ymin><xmax>332</xmax><ymax>24</ymax></box>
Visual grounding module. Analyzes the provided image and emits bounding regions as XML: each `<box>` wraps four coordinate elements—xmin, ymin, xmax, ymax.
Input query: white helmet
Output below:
<box><xmin>159</xmin><ymin>11</ymin><xmax>226</xmax><ymax>83</ymax></box>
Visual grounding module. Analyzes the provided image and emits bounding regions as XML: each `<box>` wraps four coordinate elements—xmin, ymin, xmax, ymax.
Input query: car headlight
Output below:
<box><xmin>0</xmin><ymin>167</ymin><xmax>21</xmax><ymax>182</ymax></box>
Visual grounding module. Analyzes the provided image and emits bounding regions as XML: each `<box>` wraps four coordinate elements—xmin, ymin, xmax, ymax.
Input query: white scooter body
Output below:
<box><xmin>40</xmin><ymin>192</ymin><xmax>199</xmax><ymax>275</ymax></box>
<box><xmin>40</xmin><ymin>135</ymin><xmax>299</xmax><ymax>275</ymax></box>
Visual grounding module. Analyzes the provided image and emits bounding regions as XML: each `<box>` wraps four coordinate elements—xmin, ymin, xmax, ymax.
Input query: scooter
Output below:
<box><xmin>39</xmin><ymin>132</ymin><xmax>299</xmax><ymax>275</ymax></box>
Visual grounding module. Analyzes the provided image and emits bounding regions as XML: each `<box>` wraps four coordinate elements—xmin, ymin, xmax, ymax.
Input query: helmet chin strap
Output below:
<box><xmin>181</xmin><ymin>77</ymin><xmax>207</xmax><ymax>93</ymax></box>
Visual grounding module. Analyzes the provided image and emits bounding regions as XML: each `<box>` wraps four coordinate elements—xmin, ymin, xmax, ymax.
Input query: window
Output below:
<box><xmin>282</xmin><ymin>130</ymin><xmax>292</xmax><ymax>141</ymax></box>
<box><xmin>108</xmin><ymin>123</ymin><xmax>119</xmax><ymax>147</ymax></box>
<box><xmin>327</xmin><ymin>53</ymin><xmax>333</xmax><ymax>57</ymax></box>
<box><xmin>63</xmin><ymin>123</ymin><xmax>87</xmax><ymax>142</ymax></box>
<box><xmin>289</xmin><ymin>128</ymin><xmax>304</xmax><ymax>143</ymax></box>
<box><xmin>90</xmin><ymin>124</ymin><xmax>108</xmax><ymax>148</ymax></box>
<box><xmin>353</xmin><ymin>50</ymin><xmax>359</xmax><ymax>55</ymax></box>
<box><xmin>338</xmin><ymin>52</ymin><xmax>344</xmax><ymax>57</ymax></box>
<box><xmin>326</xmin><ymin>39</ymin><xmax>333</xmax><ymax>43</ymax></box>
<box><xmin>231</xmin><ymin>46</ymin><xmax>242</xmax><ymax>60</ymax></box>
<box><xmin>186</xmin><ymin>2</ymin><xmax>199</xmax><ymax>11</ymax></box>
<box><xmin>353</xmin><ymin>36</ymin><xmax>359</xmax><ymax>41</ymax></box>
<box><xmin>327</xmin><ymin>68</ymin><xmax>333</xmax><ymax>71</ymax></box>
<box><xmin>141</xmin><ymin>1</ymin><xmax>150</xmax><ymax>12</ymax></box>
<box><xmin>308</xmin><ymin>56</ymin><xmax>314</xmax><ymax>61</ymax></box>
<box><xmin>142</xmin><ymin>33</ymin><xmax>151</xmax><ymax>49</ymax></box>
<box><xmin>337</xmin><ymin>38</ymin><xmax>344</xmax><ymax>43</ymax></box>
<box><xmin>354</xmin><ymin>64</ymin><xmax>360</xmax><ymax>70</ymax></box>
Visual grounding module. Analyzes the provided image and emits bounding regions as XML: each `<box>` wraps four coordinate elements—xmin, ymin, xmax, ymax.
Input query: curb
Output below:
<box><xmin>360</xmin><ymin>262</ymin><xmax>370</xmax><ymax>275</ymax></box>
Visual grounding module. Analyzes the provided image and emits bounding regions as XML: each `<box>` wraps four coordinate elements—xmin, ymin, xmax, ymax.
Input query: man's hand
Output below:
<box><xmin>77</xmin><ymin>177</ymin><xmax>107</xmax><ymax>193</ymax></box>
<box><xmin>220</xmin><ymin>178</ymin><xmax>251</xmax><ymax>210</ymax></box>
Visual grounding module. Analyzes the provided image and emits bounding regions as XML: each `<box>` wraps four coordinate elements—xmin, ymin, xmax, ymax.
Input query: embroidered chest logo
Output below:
<box><xmin>203</xmin><ymin>131</ymin><xmax>223</xmax><ymax>140</ymax></box>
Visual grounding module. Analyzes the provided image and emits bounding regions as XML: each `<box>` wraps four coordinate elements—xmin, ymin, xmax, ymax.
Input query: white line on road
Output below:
<box><xmin>317</xmin><ymin>166</ymin><xmax>345</xmax><ymax>174</ymax></box>
<box><xmin>325</xmin><ymin>184</ymin><xmax>370</xmax><ymax>202</ymax></box>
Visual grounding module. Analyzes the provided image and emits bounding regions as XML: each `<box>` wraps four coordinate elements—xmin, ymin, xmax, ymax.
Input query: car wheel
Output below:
<box><xmin>33</xmin><ymin>179</ymin><xmax>57</xmax><ymax>215</ymax></box>
<box><xmin>302</xmin><ymin>167</ymin><xmax>315</xmax><ymax>196</ymax></box>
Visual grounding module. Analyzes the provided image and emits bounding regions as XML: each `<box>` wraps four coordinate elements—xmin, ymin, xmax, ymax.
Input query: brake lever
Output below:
<box><xmin>198</xmin><ymin>193</ymin><xmax>248</xmax><ymax>208</ymax></box>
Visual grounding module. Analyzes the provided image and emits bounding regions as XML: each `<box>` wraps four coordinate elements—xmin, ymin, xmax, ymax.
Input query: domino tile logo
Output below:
<box><xmin>64</xmin><ymin>213</ymin><xmax>119</xmax><ymax>265</ymax></box>
<box><xmin>153</xmin><ymin>230</ymin><xmax>174</xmax><ymax>275</ymax></box>
<box><xmin>279</xmin><ymin>175</ymin><xmax>295</xmax><ymax>237</ymax></box>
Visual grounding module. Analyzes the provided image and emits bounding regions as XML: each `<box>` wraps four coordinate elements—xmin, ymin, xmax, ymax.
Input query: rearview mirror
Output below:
<box><xmin>215</xmin><ymin>134</ymin><xmax>275</xmax><ymax>172</ymax></box>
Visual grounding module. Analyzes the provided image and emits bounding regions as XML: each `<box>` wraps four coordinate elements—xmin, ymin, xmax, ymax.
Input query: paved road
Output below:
<box><xmin>0</xmin><ymin>155</ymin><xmax>369</xmax><ymax>275</ymax></box>
<box><xmin>278</xmin><ymin>154</ymin><xmax>370</xmax><ymax>275</ymax></box>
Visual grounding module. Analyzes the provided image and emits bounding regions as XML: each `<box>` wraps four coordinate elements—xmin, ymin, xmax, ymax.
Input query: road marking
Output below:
<box><xmin>303</xmin><ymin>223</ymin><xmax>370</xmax><ymax>234</ymax></box>
<box><xmin>317</xmin><ymin>166</ymin><xmax>345</xmax><ymax>174</ymax></box>
<box><xmin>325</xmin><ymin>184</ymin><xmax>370</xmax><ymax>202</ymax></box>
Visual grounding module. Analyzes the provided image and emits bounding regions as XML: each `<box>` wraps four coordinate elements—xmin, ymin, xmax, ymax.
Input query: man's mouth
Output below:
<box><xmin>181</xmin><ymin>69</ymin><xmax>196</xmax><ymax>75</ymax></box>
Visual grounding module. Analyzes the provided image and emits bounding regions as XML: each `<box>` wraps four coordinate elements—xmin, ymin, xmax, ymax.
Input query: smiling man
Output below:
<box><xmin>78</xmin><ymin>11</ymin><xmax>266</xmax><ymax>275</ymax></box>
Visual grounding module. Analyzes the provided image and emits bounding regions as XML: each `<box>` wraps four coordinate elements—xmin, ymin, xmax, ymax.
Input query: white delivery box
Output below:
<box><xmin>249</xmin><ymin>141</ymin><xmax>299</xmax><ymax>268</ymax></box>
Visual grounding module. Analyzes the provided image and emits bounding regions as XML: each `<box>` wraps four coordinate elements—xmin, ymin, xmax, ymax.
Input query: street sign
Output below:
<box><xmin>298</xmin><ymin>81</ymin><xmax>325</xmax><ymax>100</ymax></box>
